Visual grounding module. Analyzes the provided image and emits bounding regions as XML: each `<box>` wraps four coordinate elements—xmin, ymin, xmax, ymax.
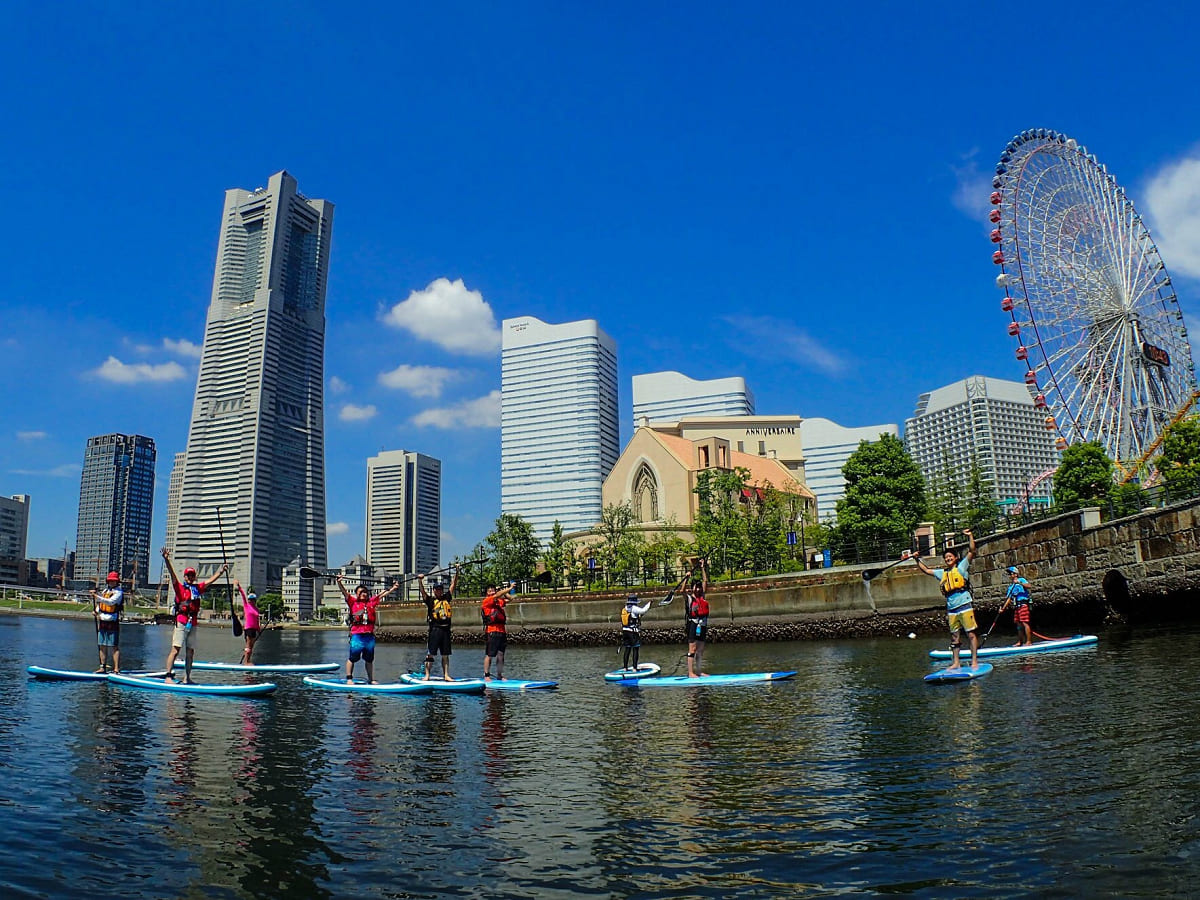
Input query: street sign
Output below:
<box><xmin>587</xmin><ymin>557</ymin><xmax>596</xmax><ymax>571</ymax></box>
<box><xmin>822</xmin><ymin>549</ymin><xmax>831</xmax><ymax>568</ymax></box>
<box><xmin>786</xmin><ymin>531</ymin><xmax>797</xmax><ymax>546</ymax></box>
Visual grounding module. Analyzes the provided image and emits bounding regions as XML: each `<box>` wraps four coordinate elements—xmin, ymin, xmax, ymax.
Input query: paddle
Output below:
<box><xmin>215</xmin><ymin>508</ymin><xmax>242</xmax><ymax>638</ymax></box>
<box><xmin>656</xmin><ymin>572</ymin><xmax>691</xmax><ymax>607</ymax></box>
<box><xmin>299</xmin><ymin>565</ymin><xmax>408</xmax><ymax>584</ymax></box>
<box><xmin>862</xmin><ymin>550</ymin><xmax>914</xmax><ymax>582</ymax></box>
<box><xmin>978</xmin><ymin>605</ymin><xmax>1005</xmax><ymax>648</ymax></box>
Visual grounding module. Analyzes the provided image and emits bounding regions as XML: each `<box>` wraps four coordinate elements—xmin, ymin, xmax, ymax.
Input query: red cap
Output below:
<box><xmin>183</xmin><ymin>567</ymin><xmax>197</xmax><ymax>577</ymax></box>
<box><xmin>107</xmin><ymin>571</ymin><xmax>120</xmax><ymax>582</ymax></box>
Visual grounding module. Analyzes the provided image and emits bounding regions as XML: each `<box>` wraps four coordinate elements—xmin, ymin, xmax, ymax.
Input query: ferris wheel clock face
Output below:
<box><xmin>989</xmin><ymin>128</ymin><xmax>1197</xmax><ymax>468</ymax></box>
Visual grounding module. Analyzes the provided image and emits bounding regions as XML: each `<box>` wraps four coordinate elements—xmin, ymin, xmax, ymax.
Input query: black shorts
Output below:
<box><xmin>485</xmin><ymin>631</ymin><xmax>507</xmax><ymax>658</ymax></box>
<box><xmin>427</xmin><ymin>625</ymin><xmax>452</xmax><ymax>657</ymax></box>
<box><xmin>686</xmin><ymin>619</ymin><xmax>707</xmax><ymax>642</ymax></box>
<box><xmin>620</xmin><ymin>628</ymin><xmax>641</xmax><ymax>648</ymax></box>
<box><xmin>243</xmin><ymin>627</ymin><xmax>260</xmax><ymax>640</ymax></box>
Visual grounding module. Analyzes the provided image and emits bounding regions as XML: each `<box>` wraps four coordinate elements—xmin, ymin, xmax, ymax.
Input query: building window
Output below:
<box><xmin>632</xmin><ymin>463</ymin><xmax>660</xmax><ymax>523</ymax></box>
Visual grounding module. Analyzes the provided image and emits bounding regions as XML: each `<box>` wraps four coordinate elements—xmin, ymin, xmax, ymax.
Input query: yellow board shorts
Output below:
<box><xmin>947</xmin><ymin>608</ymin><xmax>977</xmax><ymax>636</ymax></box>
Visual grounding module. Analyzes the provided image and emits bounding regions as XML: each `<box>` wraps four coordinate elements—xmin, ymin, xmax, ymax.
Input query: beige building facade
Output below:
<box><xmin>649</xmin><ymin>415</ymin><xmax>806</xmax><ymax>481</ymax></box>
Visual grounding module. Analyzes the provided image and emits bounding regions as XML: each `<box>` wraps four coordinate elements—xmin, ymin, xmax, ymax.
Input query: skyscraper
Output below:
<box><xmin>800</xmin><ymin>418</ymin><xmax>900</xmax><ymax>524</ymax></box>
<box><xmin>75</xmin><ymin>435</ymin><xmax>155</xmax><ymax>586</ymax></box>
<box><xmin>904</xmin><ymin>375</ymin><xmax>1060</xmax><ymax>507</ymax></box>
<box><xmin>631</xmin><ymin>371</ymin><xmax>755</xmax><ymax>427</ymax></box>
<box><xmin>365</xmin><ymin>450</ymin><xmax>441</xmax><ymax>588</ymax></box>
<box><xmin>501</xmin><ymin>316</ymin><xmax>619</xmax><ymax>540</ymax></box>
<box><xmin>174</xmin><ymin>171</ymin><xmax>333</xmax><ymax>588</ymax></box>
<box><xmin>0</xmin><ymin>494</ymin><xmax>30</xmax><ymax>585</ymax></box>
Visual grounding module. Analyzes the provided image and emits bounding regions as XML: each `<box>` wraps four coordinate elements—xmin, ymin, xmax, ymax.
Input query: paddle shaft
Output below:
<box><xmin>862</xmin><ymin>551</ymin><xmax>914</xmax><ymax>582</ymax></box>
<box><xmin>215</xmin><ymin>508</ymin><xmax>242</xmax><ymax>638</ymax></box>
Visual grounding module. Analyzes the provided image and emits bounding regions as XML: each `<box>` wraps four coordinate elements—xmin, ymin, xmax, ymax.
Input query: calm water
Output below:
<box><xmin>1</xmin><ymin>614</ymin><xmax>1197</xmax><ymax>898</ymax></box>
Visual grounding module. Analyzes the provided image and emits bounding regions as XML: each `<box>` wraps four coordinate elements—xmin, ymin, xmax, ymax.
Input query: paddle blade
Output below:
<box><xmin>862</xmin><ymin>569</ymin><xmax>882</xmax><ymax>582</ymax></box>
<box><xmin>298</xmin><ymin>566</ymin><xmax>324</xmax><ymax>580</ymax></box>
<box><xmin>232</xmin><ymin>613</ymin><xmax>243</xmax><ymax>638</ymax></box>
<box><xmin>533</xmin><ymin>571</ymin><xmax>553</xmax><ymax>584</ymax></box>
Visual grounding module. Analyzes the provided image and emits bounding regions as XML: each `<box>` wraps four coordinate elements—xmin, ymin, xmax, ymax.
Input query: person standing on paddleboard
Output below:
<box><xmin>1000</xmin><ymin>566</ymin><xmax>1033</xmax><ymax>646</ymax></box>
<box><xmin>337</xmin><ymin>576</ymin><xmax>400</xmax><ymax>684</ymax></box>
<box><xmin>161</xmin><ymin>548</ymin><xmax>226</xmax><ymax>684</ymax></box>
<box><xmin>481</xmin><ymin>582</ymin><xmax>518</xmax><ymax>681</ymax></box>
<box><xmin>419</xmin><ymin>565</ymin><xmax>459</xmax><ymax>680</ymax></box>
<box><xmin>91</xmin><ymin>571</ymin><xmax>124</xmax><ymax>673</ymax></box>
<box><xmin>234</xmin><ymin>579</ymin><xmax>261</xmax><ymax>665</ymax></box>
<box><xmin>913</xmin><ymin>530</ymin><xmax>979</xmax><ymax>670</ymax></box>
<box><xmin>620</xmin><ymin>594</ymin><xmax>652</xmax><ymax>672</ymax></box>
<box><xmin>685</xmin><ymin>558</ymin><xmax>710</xmax><ymax>678</ymax></box>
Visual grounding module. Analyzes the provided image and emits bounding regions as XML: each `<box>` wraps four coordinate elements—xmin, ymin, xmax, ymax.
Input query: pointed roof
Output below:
<box><xmin>642</xmin><ymin>428</ymin><xmax>814</xmax><ymax>499</ymax></box>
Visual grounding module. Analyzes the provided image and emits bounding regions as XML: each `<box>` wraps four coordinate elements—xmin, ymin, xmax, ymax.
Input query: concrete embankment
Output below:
<box><xmin>375</xmin><ymin>563</ymin><xmax>1109</xmax><ymax>646</ymax></box>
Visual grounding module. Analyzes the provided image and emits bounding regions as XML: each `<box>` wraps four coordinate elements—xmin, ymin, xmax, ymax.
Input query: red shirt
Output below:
<box><xmin>346</xmin><ymin>595</ymin><xmax>381</xmax><ymax>635</ymax></box>
<box><xmin>173</xmin><ymin>579</ymin><xmax>210</xmax><ymax>625</ymax></box>
<box><xmin>482</xmin><ymin>595</ymin><xmax>507</xmax><ymax>634</ymax></box>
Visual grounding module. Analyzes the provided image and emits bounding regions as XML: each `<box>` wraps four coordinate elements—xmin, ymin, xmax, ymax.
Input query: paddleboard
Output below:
<box><xmin>603</xmin><ymin>662</ymin><xmax>662</xmax><ymax>682</ymax></box>
<box><xmin>303</xmin><ymin>676</ymin><xmax>432</xmax><ymax>695</ymax></box>
<box><xmin>175</xmin><ymin>660</ymin><xmax>340</xmax><ymax>673</ymax></box>
<box><xmin>27</xmin><ymin>666</ymin><xmax>167</xmax><ymax>682</ymax></box>
<box><xmin>924</xmin><ymin>663</ymin><xmax>993</xmax><ymax>684</ymax></box>
<box><xmin>613</xmin><ymin>671</ymin><xmax>797</xmax><ymax>687</ymax></box>
<box><xmin>928</xmin><ymin>635</ymin><xmax>1098</xmax><ymax>660</ymax></box>
<box><xmin>107</xmin><ymin>673</ymin><xmax>277</xmax><ymax>696</ymax></box>
<box><xmin>398</xmin><ymin>674</ymin><xmax>487</xmax><ymax>694</ymax></box>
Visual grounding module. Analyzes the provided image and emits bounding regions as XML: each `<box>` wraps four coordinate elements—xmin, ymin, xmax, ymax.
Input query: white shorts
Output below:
<box><xmin>171</xmin><ymin>624</ymin><xmax>198</xmax><ymax>650</ymax></box>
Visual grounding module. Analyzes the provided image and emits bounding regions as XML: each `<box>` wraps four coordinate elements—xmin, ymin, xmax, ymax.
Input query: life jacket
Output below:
<box><xmin>431</xmin><ymin>596</ymin><xmax>452</xmax><ymax>624</ymax></box>
<box><xmin>347</xmin><ymin>598</ymin><xmax>376</xmax><ymax>629</ymax></box>
<box><xmin>481</xmin><ymin>597</ymin><xmax>506</xmax><ymax>626</ymax></box>
<box><xmin>688</xmin><ymin>592</ymin><xmax>710</xmax><ymax>619</ymax></box>
<box><xmin>96</xmin><ymin>590</ymin><xmax>121</xmax><ymax>619</ymax></box>
<box><xmin>175</xmin><ymin>583</ymin><xmax>201</xmax><ymax>623</ymax></box>
<box><xmin>940</xmin><ymin>566</ymin><xmax>970</xmax><ymax>598</ymax></box>
<box><xmin>1008</xmin><ymin>581</ymin><xmax>1031</xmax><ymax>607</ymax></box>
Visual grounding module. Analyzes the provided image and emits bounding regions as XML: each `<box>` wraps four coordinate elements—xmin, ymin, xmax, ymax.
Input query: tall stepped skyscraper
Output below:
<box><xmin>173</xmin><ymin>171</ymin><xmax>333</xmax><ymax>588</ymax></box>
<box><xmin>501</xmin><ymin>316</ymin><xmax>619</xmax><ymax>540</ymax></box>
<box><xmin>75</xmin><ymin>434</ymin><xmax>156</xmax><ymax>586</ymax></box>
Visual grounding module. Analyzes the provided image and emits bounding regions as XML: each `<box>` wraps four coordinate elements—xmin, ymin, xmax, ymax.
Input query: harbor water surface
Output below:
<box><xmin>1</xmin><ymin>614</ymin><xmax>1196</xmax><ymax>898</ymax></box>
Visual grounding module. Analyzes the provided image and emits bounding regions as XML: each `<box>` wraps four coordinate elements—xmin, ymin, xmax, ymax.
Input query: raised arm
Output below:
<box><xmin>417</xmin><ymin>573</ymin><xmax>429</xmax><ymax>601</ymax></box>
<box><xmin>492</xmin><ymin>582</ymin><xmax>517</xmax><ymax>601</ymax></box>
<box><xmin>379</xmin><ymin>580</ymin><xmax>401</xmax><ymax>600</ymax></box>
<box><xmin>233</xmin><ymin>578</ymin><xmax>247</xmax><ymax>609</ymax></box>
<box><xmin>912</xmin><ymin>553</ymin><xmax>934</xmax><ymax>576</ymax></box>
<box><xmin>449</xmin><ymin>565</ymin><xmax>460</xmax><ymax>595</ymax></box>
<box><xmin>160</xmin><ymin>547</ymin><xmax>180</xmax><ymax>587</ymax></box>
<box><xmin>965</xmin><ymin>529</ymin><xmax>977</xmax><ymax>561</ymax></box>
<box><xmin>335</xmin><ymin>574</ymin><xmax>351</xmax><ymax>602</ymax></box>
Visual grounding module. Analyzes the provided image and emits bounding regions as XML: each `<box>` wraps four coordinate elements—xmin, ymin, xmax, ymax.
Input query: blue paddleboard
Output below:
<box><xmin>406</xmin><ymin>673</ymin><xmax>557</xmax><ymax>691</ymax></box>
<box><xmin>924</xmin><ymin>663</ymin><xmax>993</xmax><ymax>684</ymax></box>
<box><xmin>614</xmin><ymin>671</ymin><xmax>797</xmax><ymax>687</ymax></box>
<box><xmin>27</xmin><ymin>666</ymin><xmax>166</xmax><ymax>682</ymax></box>
<box><xmin>107</xmin><ymin>673</ymin><xmax>277</xmax><ymax>696</ymax></box>
<box><xmin>604</xmin><ymin>662</ymin><xmax>661</xmax><ymax>682</ymax></box>
<box><xmin>303</xmin><ymin>676</ymin><xmax>432</xmax><ymax>695</ymax></box>
<box><xmin>398</xmin><ymin>674</ymin><xmax>488</xmax><ymax>694</ymax></box>
<box><xmin>928</xmin><ymin>635</ymin><xmax>1097</xmax><ymax>660</ymax></box>
<box><xmin>176</xmin><ymin>660</ymin><xmax>341</xmax><ymax>673</ymax></box>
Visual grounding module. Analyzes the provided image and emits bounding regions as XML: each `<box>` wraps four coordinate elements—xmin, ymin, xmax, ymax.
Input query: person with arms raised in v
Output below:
<box><xmin>913</xmin><ymin>529</ymin><xmax>979</xmax><ymax>670</ymax></box>
<box><xmin>91</xmin><ymin>571</ymin><xmax>124</xmax><ymax>673</ymax></box>
<box><xmin>161</xmin><ymin>548</ymin><xmax>226</xmax><ymax>683</ymax></box>
<box><xmin>481</xmin><ymin>582</ymin><xmax>518</xmax><ymax>681</ymax></box>
<box><xmin>419</xmin><ymin>565</ymin><xmax>459</xmax><ymax>680</ymax></box>
<box><xmin>234</xmin><ymin>579</ymin><xmax>261</xmax><ymax>665</ymax></box>
<box><xmin>685</xmin><ymin>558</ymin><xmax>710</xmax><ymax>677</ymax></box>
<box><xmin>337</xmin><ymin>575</ymin><xmax>400</xmax><ymax>684</ymax></box>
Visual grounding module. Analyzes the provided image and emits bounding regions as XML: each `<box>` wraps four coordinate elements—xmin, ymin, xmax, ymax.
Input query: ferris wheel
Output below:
<box><xmin>990</xmin><ymin>128</ymin><xmax>1197</xmax><ymax>474</ymax></box>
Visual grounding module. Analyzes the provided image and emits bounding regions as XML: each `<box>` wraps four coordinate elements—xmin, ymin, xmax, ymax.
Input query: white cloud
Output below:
<box><xmin>93</xmin><ymin>356</ymin><xmax>188</xmax><ymax>384</ymax></box>
<box><xmin>328</xmin><ymin>376</ymin><xmax>350</xmax><ymax>395</ymax></box>
<box><xmin>162</xmin><ymin>337</ymin><xmax>203</xmax><ymax>359</ymax></box>
<box><xmin>17</xmin><ymin>431</ymin><xmax>47</xmax><ymax>440</ymax></box>
<box><xmin>411</xmin><ymin>390</ymin><xmax>502</xmax><ymax>429</ymax></box>
<box><xmin>1143</xmin><ymin>154</ymin><xmax>1200</xmax><ymax>280</ymax></box>
<box><xmin>377</xmin><ymin>364</ymin><xmax>460</xmax><ymax>398</ymax></box>
<box><xmin>10</xmin><ymin>463</ymin><xmax>81</xmax><ymax>478</ymax></box>
<box><xmin>723</xmin><ymin>316</ymin><xmax>847</xmax><ymax>376</ymax></box>
<box><xmin>381</xmin><ymin>277</ymin><xmax>501</xmax><ymax>356</ymax></box>
<box><xmin>339</xmin><ymin>403</ymin><xmax>377</xmax><ymax>422</ymax></box>
<box><xmin>950</xmin><ymin>148</ymin><xmax>993</xmax><ymax>226</ymax></box>
<box><xmin>327</xmin><ymin>521</ymin><xmax>350</xmax><ymax>536</ymax></box>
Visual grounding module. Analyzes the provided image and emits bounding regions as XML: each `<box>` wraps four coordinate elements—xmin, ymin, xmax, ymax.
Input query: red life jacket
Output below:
<box><xmin>481</xmin><ymin>597</ymin><xmax>506</xmax><ymax>626</ymax></box>
<box><xmin>348</xmin><ymin>598</ymin><xmax>377</xmax><ymax>629</ymax></box>
<box><xmin>689</xmin><ymin>592</ymin><xmax>710</xmax><ymax>618</ymax></box>
<box><xmin>175</xmin><ymin>583</ymin><xmax>201</xmax><ymax>624</ymax></box>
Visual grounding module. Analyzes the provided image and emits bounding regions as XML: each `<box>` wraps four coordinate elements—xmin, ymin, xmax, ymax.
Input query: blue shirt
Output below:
<box><xmin>932</xmin><ymin>558</ymin><xmax>972</xmax><ymax>612</ymax></box>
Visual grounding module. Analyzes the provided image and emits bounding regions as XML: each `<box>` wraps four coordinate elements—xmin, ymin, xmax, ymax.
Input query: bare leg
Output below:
<box><xmin>346</xmin><ymin>659</ymin><xmax>355</xmax><ymax>682</ymax></box>
<box><xmin>495</xmin><ymin>650</ymin><xmax>505</xmax><ymax>681</ymax></box>
<box><xmin>441</xmin><ymin>655</ymin><xmax>450</xmax><ymax>679</ymax></box>
<box><xmin>112</xmin><ymin>646</ymin><xmax>120</xmax><ymax>674</ymax></box>
<box><xmin>948</xmin><ymin>634</ymin><xmax>961</xmax><ymax>671</ymax></box>
<box><xmin>424</xmin><ymin>654</ymin><xmax>434</xmax><ymax>679</ymax></box>
<box><xmin>164</xmin><ymin>645</ymin><xmax>181</xmax><ymax>678</ymax></box>
<box><xmin>483</xmin><ymin>651</ymin><xmax>492</xmax><ymax>679</ymax></box>
<box><xmin>365</xmin><ymin>659</ymin><xmax>376</xmax><ymax>684</ymax></box>
<box><xmin>968</xmin><ymin>631</ymin><xmax>979</xmax><ymax>668</ymax></box>
<box><xmin>96</xmin><ymin>645</ymin><xmax>106</xmax><ymax>672</ymax></box>
<box><xmin>687</xmin><ymin>643</ymin><xmax>698</xmax><ymax>677</ymax></box>
<box><xmin>184</xmin><ymin>647</ymin><xmax>196</xmax><ymax>683</ymax></box>
<box><xmin>695</xmin><ymin>641</ymin><xmax>707</xmax><ymax>675</ymax></box>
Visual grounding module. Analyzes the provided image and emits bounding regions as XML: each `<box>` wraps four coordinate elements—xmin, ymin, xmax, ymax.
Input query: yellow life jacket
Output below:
<box><xmin>432</xmin><ymin>598</ymin><xmax>452</xmax><ymax>624</ymax></box>
<box><xmin>940</xmin><ymin>566</ymin><xmax>969</xmax><ymax>598</ymax></box>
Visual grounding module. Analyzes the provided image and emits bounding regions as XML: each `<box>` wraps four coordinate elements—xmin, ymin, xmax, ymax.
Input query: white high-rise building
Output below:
<box><xmin>904</xmin><ymin>375</ymin><xmax>1060</xmax><ymax>507</ymax></box>
<box><xmin>800</xmin><ymin>418</ymin><xmax>900</xmax><ymax>524</ymax></box>
<box><xmin>631</xmin><ymin>371</ymin><xmax>755</xmax><ymax>428</ymax></box>
<box><xmin>174</xmin><ymin>171</ymin><xmax>333</xmax><ymax>588</ymax></box>
<box><xmin>163</xmin><ymin>451</ymin><xmax>186</xmax><ymax>554</ymax></box>
<box><xmin>366</xmin><ymin>450</ymin><xmax>441</xmax><ymax>592</ymax></box>
<box><xmin>0</xmin><ymin>494</ymin><xmax>30</xmax><ymax>584</ymax></box>
<box><xmin>501</xmin><ymin>316</ymin><xmax>619</xmax><ymax>541</ymax></box>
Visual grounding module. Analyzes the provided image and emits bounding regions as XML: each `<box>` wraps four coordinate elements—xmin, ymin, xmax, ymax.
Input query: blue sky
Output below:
<box><xmin>4</xmin><ymin>1</ymin><xmax>1200</xmax><ymax>568</ymax></box>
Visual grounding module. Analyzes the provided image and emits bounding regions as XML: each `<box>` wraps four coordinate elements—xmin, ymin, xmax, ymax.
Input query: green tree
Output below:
<box><xmin>640</xmin><ymin>522</ymin><xmax>688</xmax><ymax>584</ymax></box>
<box><xmin>593</xmin><ymin>503</ymin><xmax>644</xmax><ymax>586</ymax></box>
<box><xmin>964</xmin><ymin>453</ymin><xmax>1001</xmax><ymax>535</ymax></box>
<box><xmin>255</xmin><ymin>592</ymin><xmax>286</xmax><ymax>623</ymax></box>
<box><xmin>693</xmin><ymin>467</ymin><xmax>751</xmax><ymax>577</ymax></box>
<box><xmin>835</xmin><ymin>434</ymin><xmax>926</xmax><ymax>558</ymax></box>
<box><xmin>1053</xmin><ymin>441</ymin><xmax>1114</xmax><ymax>511</ymax></box>
<box><xmin>925</xmin><ymin>452</ymin><xmax>964</xmax><ymax>537</ymax></box>
<box><xmin>1108</xmin><ymin>481</ymin><xmax>1148</xmax><ymax>518</ymax></box>
<box><xmin>540</xmin><ymin>521</ymin><xmax>575</xmax><ymax>589</ymax></box>
<box><xmin>1155</xmin><ymin>416</ymin><xmax>1200</xmax><ymax>500</ymax></box>
<box><xmin>485</xmin><ymin>514</ymin><xmax>541</xmax><ymax>583</ymax></box>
